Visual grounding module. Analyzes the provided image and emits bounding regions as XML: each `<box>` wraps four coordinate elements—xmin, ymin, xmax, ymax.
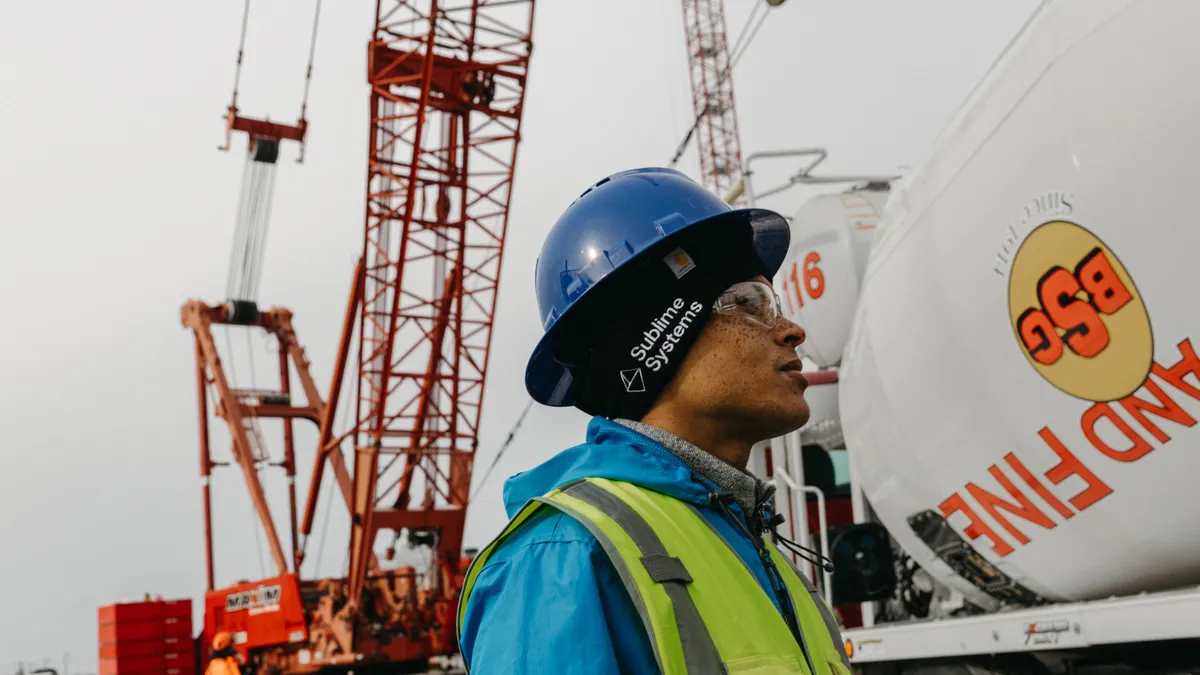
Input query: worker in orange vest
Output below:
<box><xmin>204</xmin><ymin>632</ymin><xmax>242</xmax><ymax>675</ymax></box>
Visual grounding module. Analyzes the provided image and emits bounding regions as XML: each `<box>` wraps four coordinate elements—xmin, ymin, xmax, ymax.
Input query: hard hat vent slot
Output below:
<box><xmin>654</xmin><ymin>212</ymin><xmax>689</xmax><ymax>237</ymax></box>
<box><xmin>576</xmin><ymin>239</ymin><xmax>633</xmax><ymax>291</ymax></box>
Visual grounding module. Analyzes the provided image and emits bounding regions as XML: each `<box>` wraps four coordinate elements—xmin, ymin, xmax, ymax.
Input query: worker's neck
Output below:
<box><xmin>639</xmin><ymin>407</ymin><xmax>754</xmax><ymax>470</ymax></box>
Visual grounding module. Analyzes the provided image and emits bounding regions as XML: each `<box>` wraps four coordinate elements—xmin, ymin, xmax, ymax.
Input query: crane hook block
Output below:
<box><xmin>227</xmin><ymin>300</ymin><xmax>260</xmax><ymax>326</ymax></box>
<box><xmin>251</xmin><ymin>137</ymin><xmax>281</xmax><ymax>164</ymax></box>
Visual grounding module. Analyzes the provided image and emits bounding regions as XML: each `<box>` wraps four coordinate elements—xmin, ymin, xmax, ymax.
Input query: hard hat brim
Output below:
<box><xmin>524</xmin><ymin>207</ymin><xmax>790</xmax><ymax>407</ymax></box>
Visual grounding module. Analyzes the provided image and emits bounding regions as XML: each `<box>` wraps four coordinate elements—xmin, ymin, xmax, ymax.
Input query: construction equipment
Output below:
<box><xmin>216</xmin><ymin>0</ymin><xmax>319</xmax><ymax>162</ymax></box>
<box><xmin>182</xmin><ymin>1</ymin><xmax>535</xmax><ymax>672</ymax></box>
<box><xmin>677</xmin><ymin>0</ymin><xmax>746</xmax><ymax>200</ymax></box>
<box><xmin>672</xmin><ymin>0</ymin><xmax>788</xmax><ymax>202</ymax></box>
<box><xmin>760</xmin><ymin>0</ymin><xmax>1200</xmax><ymax>671</ymax></box>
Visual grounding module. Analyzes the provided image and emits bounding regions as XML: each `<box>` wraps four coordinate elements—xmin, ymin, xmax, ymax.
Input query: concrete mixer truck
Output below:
<box><xmin>748</xmin><ymin>0</ymin><xmax>1200</xmax><ymax>672</ymax></box>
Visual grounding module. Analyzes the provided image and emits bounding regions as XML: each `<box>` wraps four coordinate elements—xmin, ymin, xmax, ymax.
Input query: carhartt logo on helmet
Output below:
<box><xmin>664</xmin><ymin>247</ymin><xmax>696</xmax><ymax>279</ymax></box>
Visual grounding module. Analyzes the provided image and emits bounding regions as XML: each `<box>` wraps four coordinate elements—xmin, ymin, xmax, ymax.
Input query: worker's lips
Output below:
<box><xmin>780</xmin><ymin>359</ymin><xmax>808</xmax><ymax>386</ymax></box>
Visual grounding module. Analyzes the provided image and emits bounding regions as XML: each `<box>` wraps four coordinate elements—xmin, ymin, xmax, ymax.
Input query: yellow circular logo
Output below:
<box><xmin>1007</xmin><ymin>220</ymin><xmax>1153</xmax><ymax>402</ymax></box>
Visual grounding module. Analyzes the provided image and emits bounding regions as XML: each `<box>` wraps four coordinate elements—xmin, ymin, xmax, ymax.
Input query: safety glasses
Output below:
<box><xmin>712</xmin><ymin>280</ymin><xmax>783</xmax><ymax>328</ymax></box>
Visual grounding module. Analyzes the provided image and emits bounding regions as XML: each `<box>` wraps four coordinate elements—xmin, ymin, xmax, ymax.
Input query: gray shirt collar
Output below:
<box><xmin>614</xmin><ymin>418</ymin><xmax>774</xmax><ymax>516</ymax></box>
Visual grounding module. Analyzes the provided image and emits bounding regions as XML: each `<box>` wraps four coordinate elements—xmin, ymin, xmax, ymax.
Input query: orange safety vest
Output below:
<box><xmin>204</xmin><ymin>656</ymin><xmax>240</xmax><ymax>675</ymax></box>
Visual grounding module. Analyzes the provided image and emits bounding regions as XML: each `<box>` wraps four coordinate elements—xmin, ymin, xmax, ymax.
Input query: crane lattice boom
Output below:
<box><xmin>186</xmin><ymin>0</ymin><xmax>534</xmax><ymax>669</ymax></box>
<box><xmin>682</xmin><ymin>0</ymin><xmax>745</xmax><ymax>200</ymax></box>
<box><xmin>341</xmin><ymin>0</ymin><xmax>535</xmax><ymax>616</ymax></box>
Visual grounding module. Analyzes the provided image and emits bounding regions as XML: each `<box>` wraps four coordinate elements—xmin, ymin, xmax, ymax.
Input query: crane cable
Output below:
<box><xmin>729</xmin><ymin>0</ymin><xmax>769</xmax><ymax>60</ymax></box>
<box><xmin>668</xmin><ymin>0</ymin><xmax>774</xmax><ymax>167</ymax></box>
<box><xmin>470</xmin><ymin>399</ymin><xmax>536</xmax><ymax>502</ymax></box>
<box><xmin>313</xmin><ymin>389</ymin><xmax>353</xmax><ymax>576</ymax></box>
<box><xmin>227</xmin><ymin>0</ymin><xmax>322</xmax><ymax>119</ymax></box>
<box><xmin>229</xmin><ymin>0</ymin><xmax>252</xmax><ymax>113</ymax></box>
<box><xmin>311</xmin><ymin>350</ymin><xmax>355</xmax><ymax>576</ymax></box>
<box><xmin>299</xmin><ymin>0</ymin><xmax>323</xmax><ymax>124</ymax></box>
<box><xmin>245</xmin><ymin>327</ymin><xmax>269</xmax><ymax>577</ymax></box>
<box><xmin>218</xmin><ymin>0</ymin><xmax>325</xmax><ymax>581</ymax></box>
<box><xmin>225</xmin><ymin>148</ymin><xmax>279</xmax><ymax>303</ymax></box>
<box><xmin>223</xmin><ymin>0</ymin><xmax>323</xmax><ymax>304</ymax></box>
<box><xmin>668</xmin><ymin>1</ymin><xmax>769</xmax><ymax>166</ymax></box>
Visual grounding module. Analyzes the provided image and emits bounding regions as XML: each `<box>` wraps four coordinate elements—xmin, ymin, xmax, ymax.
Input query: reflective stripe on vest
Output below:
<box><xmin>458</xmin><ymin>477</ymin><xmax>852</xmax><ymax>675</ymax></box>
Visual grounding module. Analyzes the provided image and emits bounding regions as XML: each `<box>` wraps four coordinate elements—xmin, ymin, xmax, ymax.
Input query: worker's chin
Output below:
<box><xmin>793</xmin><ymin>402</ymin><xmax>811</xmax><ymax>427</ymax></box>
<box><xmin>753</xmin><ymin>401</ymin><xmax>810</xmax><ymax>442</ymax></box>
<box><xmin>783</xmin><ymin>402</ymin><xmax>811</xmax><ymax>433</ymax></box>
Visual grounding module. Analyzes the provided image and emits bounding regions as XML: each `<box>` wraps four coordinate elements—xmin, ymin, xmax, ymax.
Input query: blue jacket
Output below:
<box><xmin>459</xmin><ymin>416</ymin><xmax>800</xmax><ymax>674</ymax></box>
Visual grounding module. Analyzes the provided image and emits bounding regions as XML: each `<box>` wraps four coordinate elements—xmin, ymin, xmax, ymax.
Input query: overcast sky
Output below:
<box><xmin>0</xmin><ymin>0</ymin><xmax>1040</xmax><ymax>670</ymax></box>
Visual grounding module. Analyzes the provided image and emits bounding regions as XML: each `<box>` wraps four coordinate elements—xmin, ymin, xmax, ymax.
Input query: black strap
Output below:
<box><xmin>641</xmin><ymin>553</ymin><xmax>693</xmax><ymax>584</ymax></box>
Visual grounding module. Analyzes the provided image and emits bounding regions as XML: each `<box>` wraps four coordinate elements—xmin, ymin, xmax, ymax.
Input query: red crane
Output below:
<box><xmin>183</xmin><ymin>1</ymin><xmax>535</xmax><ymax>671</ymax></box>
<box><xmin>680</xmin><ymin>0</ymin><xmax>746</xmax><ymax>201</ymax></box>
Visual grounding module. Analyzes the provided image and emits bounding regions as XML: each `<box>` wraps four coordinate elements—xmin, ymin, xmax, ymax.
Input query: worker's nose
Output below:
<box><xmin>776</xmin><ymin>316</ymin><xmax>806</xmax><ymax>348</ymax></box>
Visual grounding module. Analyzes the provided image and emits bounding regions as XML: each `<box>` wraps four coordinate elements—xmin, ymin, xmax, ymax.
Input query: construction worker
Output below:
<box><xmin>456</xmin><ymin>167</ymin><xmax>851</xmax><ymax>674</ymax></box>
<box><xmin>205</xmin><ymin>632</ymin><xmax>241</xmax><ymax>675</ymax></box>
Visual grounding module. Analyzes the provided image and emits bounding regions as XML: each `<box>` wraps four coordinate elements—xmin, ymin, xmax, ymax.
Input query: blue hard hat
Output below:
<box><xmin>525</xmin><ymin>167</ymin><xmax>791</xmax><ymax>406</ymax></box>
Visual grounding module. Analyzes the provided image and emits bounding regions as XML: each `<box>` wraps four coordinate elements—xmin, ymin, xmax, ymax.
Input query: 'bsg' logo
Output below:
<box><xmin>1008</xmin><ymin>220</ymin><xmax>1153</xmax><ymax>402</ymax></box>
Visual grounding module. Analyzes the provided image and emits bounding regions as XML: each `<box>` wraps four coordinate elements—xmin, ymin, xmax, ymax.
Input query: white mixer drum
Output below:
<box><xmin>840</xmin><ymin>0</ymin><xmax>1200</xmax><ymax>608</ymax></box>
<box><xmin>778</xmin><ymin>187</ymin><xmax>890</xmax><ymax>367</ymax></box>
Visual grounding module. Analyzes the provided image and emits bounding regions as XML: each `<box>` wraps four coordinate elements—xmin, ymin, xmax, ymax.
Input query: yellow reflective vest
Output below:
<box><xmin>459</xmin><ymin>476</ymin><xmax>853</xmax><ymax>675</ymax></box>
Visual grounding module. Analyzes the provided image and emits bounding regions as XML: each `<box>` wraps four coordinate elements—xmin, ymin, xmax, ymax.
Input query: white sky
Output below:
<box><xmin>0</xmin><ymin>0</ymin><xmax>1040</xmax><ymax>670</ymax></box>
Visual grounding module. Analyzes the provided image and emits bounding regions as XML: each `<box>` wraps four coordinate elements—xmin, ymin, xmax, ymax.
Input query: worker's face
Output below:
<box><xmin>663</xmin><ymin>275</ymin><xmax>810</xmax><ymax>440</ymax></box>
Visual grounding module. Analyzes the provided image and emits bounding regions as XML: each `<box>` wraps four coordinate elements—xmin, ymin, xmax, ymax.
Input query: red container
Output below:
<box><xmin>99</xmin><ymin>636</ymin><xmax>195</xmax><ymax>658</ymax></box>
<box><xmin>163</xmin><ymin>616</ymin><xmax>193</xmax><ymax>639</ymax></box>
<box><xmin>99</xmin><ymin>641</ymin><xmax>163</xmax><ymax>659</ymax></box>
<box><xmin>98</xmin><ymin>655</ymin><xmax>163</xmax><ymax>675</ymax></box>
<box><xmin>99</xmin><ymin>619</ymin><xmax>193</xmax><ymax>644</ymax></box>
<box><xmin>99</xmin><ymin>598</ymin><xmax>194</xmax><ymax>643</ymax></box>
<box><xmin>99</xmin><ymin>620</ymin><xmax>164</xmax><ymax>645</ymax></box>
<box><xmin>164</xmin><ymin>651</ymin><xmax>193</xmax><ymax>668</ymax></box>
<box><xmin>99</xmin><ymin>597</ymin><xmax>196</xmax><ymax>674</ymax></box>
<box><xmin>160</xmin><ymin>599</ymin><xmax>192</xmax><ymax>620</ymax></box>
<box><xmin>162</xmin><ymin>635</ymin><xmax>194</xmax><ymax>655</ymax></box>
<box><xmin>99</xmin><ymin>598</ymin><xmax>192</xmax><ymax>621</ymax></box>
<box><xmin>99</xmin><ymin>602</ymin><xmax>164</xmax><ymax>624</ymax></box>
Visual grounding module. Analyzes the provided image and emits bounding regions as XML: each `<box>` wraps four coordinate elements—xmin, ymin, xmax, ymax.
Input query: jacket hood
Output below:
<box><xmin>502</xmin><ymin>416</ymin><xmax>714</xmax><ymax>517</ymax></box>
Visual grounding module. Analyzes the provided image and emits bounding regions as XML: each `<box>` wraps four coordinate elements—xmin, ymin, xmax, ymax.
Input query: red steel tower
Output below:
<box><xmin>681</xmin><ymin>0</ymin><xmax>746</xmax><ymax>201</ymax></box>
<box><xmin>187</xmin><ymin>0</ymin><xmax>535</xmax><ymax>670</ymax></box>
<box><xmin>323</xmin><ymin>0</ymin><xmax>536</xmax><ymax>625</ymax></box>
